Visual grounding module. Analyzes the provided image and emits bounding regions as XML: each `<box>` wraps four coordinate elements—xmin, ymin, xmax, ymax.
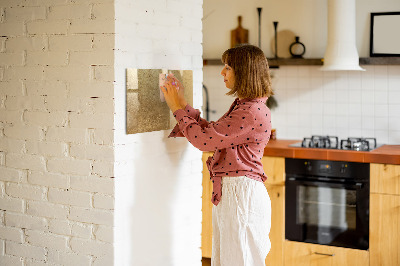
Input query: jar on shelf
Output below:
<box><xmin>289</xmin><ymin>36</ymin><xmax>306</xmax><ymax>58</ymax></box>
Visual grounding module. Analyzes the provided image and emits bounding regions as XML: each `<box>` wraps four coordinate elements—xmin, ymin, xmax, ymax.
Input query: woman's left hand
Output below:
<box><xmin>160</xmin><ymin>76</ymin><xmax>183</xmax><ymax>113</ymax></box>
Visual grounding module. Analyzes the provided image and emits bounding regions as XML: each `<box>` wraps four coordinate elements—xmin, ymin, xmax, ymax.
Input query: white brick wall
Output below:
<box><xmin>114</xmin><ymin>0</ymin><xmax>203</xmax><ymax>265</ymax></box>
<box><xmin>6</xmin><ymin>241</ymin><xmax>47</xmax><ymax>261</ymax></box>
<box><xmin>0</xmin><ymin>0</ymin><xmax>115</xmax><ymax>265</ymax></box>
<box><xmin>1</xmin><ymin>0</ymin><xmax>204</xmax><ymax>264</ymax></box>
<box><xmin>5</xmin><ymin>213</ymin><xmax>48</xmax><ymax>231</ymax></box>
<box><xmin>47</xmin><ymin>250</ymin><xmax>92</xmax><ymax>266</ymax></box>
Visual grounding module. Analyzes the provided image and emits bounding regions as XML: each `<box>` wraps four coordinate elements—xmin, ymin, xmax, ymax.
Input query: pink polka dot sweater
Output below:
<box><xmin>169</xmin><ymin>97</ymin><xmax>272</xmax><ymax>206</ymax></box>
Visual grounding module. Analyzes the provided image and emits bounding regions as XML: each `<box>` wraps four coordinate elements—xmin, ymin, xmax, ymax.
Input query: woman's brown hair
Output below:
<box><xmin>221</xmin><ymin>44</ymin><xmax>273</xmax><ymax>99</ymax></box>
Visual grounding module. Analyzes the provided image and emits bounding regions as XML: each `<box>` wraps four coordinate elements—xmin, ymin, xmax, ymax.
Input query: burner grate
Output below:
<box><xmin>296</xmin><ymin>136</ymin><xmax>378</xmax><ymax>151</ymax></box>
<box><xmin>301</xmin><ymin>135</ymin><xmax>339</xmax><ymax>149</ymax></box>
<box><xmin>340</xmin><ymin>137</ymin><xmax>377</xmax><ymax>151</ymax></box>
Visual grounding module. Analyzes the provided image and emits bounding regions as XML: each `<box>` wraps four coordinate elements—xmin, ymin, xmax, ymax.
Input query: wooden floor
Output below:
<box><xmin>202</xmin><ymin>257</ymin><xmax>211</xmax><ymax>266</ymax></box>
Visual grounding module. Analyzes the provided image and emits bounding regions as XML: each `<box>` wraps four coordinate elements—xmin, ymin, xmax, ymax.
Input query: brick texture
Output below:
<box><xmin>0</xmin><ymin>0</ymin><xmax>204</xmax><ymax>265</ymax></box>
<box><xmin>26</xmin><ymin>200</ymin><xmax>69</xmax><ymax>219</ymax></box>
<box><xmin>0</xmin><ymin>3</ymin><xmax>115</xmax><ymax>264</ymax></box>
<box><xmin>47</xmin><ymin>250</ymin><xmax>92</xmax><ymax>266</ymax></box>
<box><xmin>25</xmin><ymin>229</ymin><xmax>69</xmax><ymax>251</ymax></box>
<box><xmin>69</xmin><ymin>207</ymin><xmax>113</xmax><ymax>226</ymax></box>
<box><xmin>6</xmin><ymin>241</ymin><xmax>47</xmax><ymax>261</ymax></box>
<box><xmin>0</xmin><ymin>226</ymin><xmax>24</xmax><ymax>243</ymax></box>
<box><xmin>5</xmin><ymin>212</ymin><xmax>48</xmax><ymax>231</ymax></box>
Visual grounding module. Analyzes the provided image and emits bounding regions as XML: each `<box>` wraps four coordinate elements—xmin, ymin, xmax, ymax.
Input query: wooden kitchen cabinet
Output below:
<box><xmin>261</xmin><ymin>156</ymin><xmax>285</xmax><ymax>186</ymax></box>
<box><xmin>261</xmin><ymin>156</ymin><xmax>285</xmax><ymax>266</ymax></box>
<box><xmin>201</xmin><ymin>154</ymin><xmax>286</xmax><ymax>266</ymax></box>
<box><xmin>284</xmin><ymin>241</ymin><xmax>369</xmax><ymax>266</ymax></box>
<box><xmin>264</xmin><ymin>184</ymin><xmax>285</xmax><ymax>266</ymax></box>
<box><xmin>202</xmin><ymin>152</ymin><xmax>213</xmax><ymax>258</ymax></box>
<box><xmin>370</xmin><ymin>163</ymin><xmax>400</xmax><ymax>266</ymax></box>
<box><xmin>370</xmin><ymin>193</ymin><xmax>400</xmax><ymax>266</ymax></box>
<box><xmin>370</xmin><ymin>163</ymin><xmax>400</xmax><ymax>195</ymax></box>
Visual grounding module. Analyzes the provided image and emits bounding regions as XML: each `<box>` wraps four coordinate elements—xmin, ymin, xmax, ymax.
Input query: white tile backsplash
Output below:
<box><xmin>348</xmin><ymin>72</ymin><xmax>362</xmax><ymax>90</ymax></box>
<box><xmin>389</xmin><ymin>117</ymin><xmax>400</xmax><ymax>131</ymax></box>
<box><xmin>336</xmin><ymin>103</ymin><xmax>349</xmax><ymax>116</ymax></box>
<box><xmin>298</xmin><ymin>77</ymin><xmax>311</xmax><ymax>88</ymax></box>
<box><xmin>361</xmin><ymin>104</ymin><xmax>374</xmax><ymax>117</ymax></box>
<box><xmin>389</xmin><ymin>131</ymin><xmax>400</xmax><ymax>144</ymax></box>
<box><xmin>388</xmin><ymin>65</ymin><xmax>400</xmax><ymax>76</ymax></box>
<box><xmin>286</xmin><ymin>77</ymin><xmax>299</xmax><ymax>89</ymax></box>
<box><xmin>388</xmin><ymin>91</ymin><xmax>400</xmax><ymax>104</ymax></box>
<box><xmin>336</xmin><ymin>115</ymin><xmax>349</xmax><ymax>129</ymax></box>
<box><xmin>323</xmin><ymin>103</ymin><xmax>336</xmax><ymax>116</ymax></box>
<box><xmin>375</xmin><ymin>104</ymin><xmax>389</xmax><ymax>117</ymax></box>
<box><xmin>374</xmin><ymin>65</ymin><xmax>388</xmax><ymax>77</ymax></box>
<box><xmin>362</xmin><ymin>90</ymin><xmax>375</xmax><ymax>103</ymax></box>
<box><xmin>389</xmin><ymin>104</ymin><xmax>400</xmax><ymax>117</ymax></box>
<box><xmin>362</xmin><ymin>116</ymin><xmax>375</xmax><ymax>130</ymax></box>
<box><xmin>374</xmin><ymin>77</ymin><xmax>388</xmax><ymax>91</ymax></box>
<box><xmin>203</xmin><ymin>64</ymin><xmax>400</xmax><ymax>144</ymax></box>
<box><xmin>388</xmin><ymin>76</ymin><xmax>400</xmax><ymax>91</ymax></box>
<box><xmin>374</xmin><ymin>90</ymin><xmax>388</xmax><ymax>104</ymax></box>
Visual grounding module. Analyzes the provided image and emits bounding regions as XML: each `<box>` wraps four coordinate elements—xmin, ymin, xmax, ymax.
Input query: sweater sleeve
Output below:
<box><xmin>168</xmin><ymin>104</ymin><xmax>211</xmax><ymax>138</ymax></box>
<box><xmin>172</xmin><ymin>106</ymin><xmax>257</xmax><ymax>152</ymax></box>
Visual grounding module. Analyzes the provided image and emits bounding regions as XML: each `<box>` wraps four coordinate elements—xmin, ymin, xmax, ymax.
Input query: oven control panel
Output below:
<box><xmin>318</xmin><ymin>162</ymin><xmax>331</xmax><ymax>173</ymax></box>
<box><xmin>286</xmin><ymin>158</ymin><xmax>369</xmax><ymax>180</ymax></box>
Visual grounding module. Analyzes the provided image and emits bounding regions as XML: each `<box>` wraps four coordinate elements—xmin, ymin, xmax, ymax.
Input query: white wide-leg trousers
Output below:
<box><xmin>211</xmin><ymin>176</ymin><xmax>271</xmax><ymax>266</ymax></box>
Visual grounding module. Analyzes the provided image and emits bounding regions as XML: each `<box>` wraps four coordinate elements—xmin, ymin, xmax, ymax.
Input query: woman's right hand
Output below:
<box><xmin>168</xmin><ymin>74</ymin><xmax>187</xmax><ymax>108</ymax></box>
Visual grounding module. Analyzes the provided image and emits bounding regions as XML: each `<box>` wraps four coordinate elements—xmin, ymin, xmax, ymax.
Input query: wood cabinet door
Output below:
<box><xmin>370</xmin><ymin>163</ymin><xmax>400</xmax><ymax>195</ymax></box>
<box><xmin>201</xmin><ymin>154</ymin><xmax>286</xmax><ymax>263</ymax></box>
<box><xmin>370</xmin><ymin>193</ymin><xmax>400</xmax><ymax>266</ymax></box>
<box><xmin>201</xmin><ymin>152</ymin><xmax>213</xmax><ymax>258</ymax></box>
<box><xmin>262</xmin><ymin>156</ymin><xmax>285</xmax><ymax>186</ymax></box>
<box><xmin>284</xmin><ymin>241</ymin><xmax>369</xmax><ymax>266</ymax></box>
<box><xmin>264</xmin><ymin>184</ymin><xmax>285</xmax><ymax>266</ymax></box>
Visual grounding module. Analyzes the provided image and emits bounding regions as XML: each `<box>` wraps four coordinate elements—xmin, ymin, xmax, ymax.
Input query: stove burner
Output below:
<box><xmin>340</xmin><ymin>137</ymin><xmax>377</xmax><ymax>151</ymax></box>
<box><xmin>301</xmin><ymin>135</ymin><xmax>339</xmax><ymax>149</ymax></box>
<box><xmin>295</xmin><ymin>136</ymin><xmax>378</xmax><ymax>151</ymax></box>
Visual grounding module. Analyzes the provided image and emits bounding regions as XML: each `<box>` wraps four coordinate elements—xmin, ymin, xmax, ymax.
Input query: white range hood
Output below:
<box><xmin>320</xmin><ymin>0</ymin><xmax>365</xmax><ymax>71</ymax></box>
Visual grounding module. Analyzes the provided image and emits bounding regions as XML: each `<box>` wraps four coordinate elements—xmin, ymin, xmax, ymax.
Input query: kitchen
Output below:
<box><xmin>0</xmin><ymin>0</ymin><xmax>398</xmax><ymax>265</ymax></box>
<box><xmin>202</xmin><ymin>0</ymin><xmax>400</xmax><ymax>265</ymax></box>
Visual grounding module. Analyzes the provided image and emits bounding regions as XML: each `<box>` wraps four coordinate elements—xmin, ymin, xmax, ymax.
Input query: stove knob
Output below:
<box><xmin>305</xmin><ymin>162</ymin><xmax>312</xmax><ymax>171</ymax></box>
<box><xmin>340</xmin><ymin>164</ymin><xmax>347</xmax><ymax>174</ymax></box>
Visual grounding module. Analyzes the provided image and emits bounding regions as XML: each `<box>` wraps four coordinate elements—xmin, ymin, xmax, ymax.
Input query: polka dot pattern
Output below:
<box><xmin>168</xmin><ymin>97</ymin><xmax>272</xmax><ymax>206</ymax></box>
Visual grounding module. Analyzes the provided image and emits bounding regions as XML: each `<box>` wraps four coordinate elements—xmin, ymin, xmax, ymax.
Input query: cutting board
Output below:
<box><xmin>231</xmin><ymin>16</ymin><xmax>249</xmax><ymax>48</ymax></box>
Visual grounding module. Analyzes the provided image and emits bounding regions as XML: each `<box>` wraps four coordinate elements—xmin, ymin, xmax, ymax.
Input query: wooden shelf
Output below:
<box><xmin>203</xmin><ymin>58</ymin><xmax>323</xmax><ymax>67</ymax></box>
<box><xmin>359</xmin><ymin>57</ymin><xmax>400</xmax><ymax>65</ymax></box>
<box><xmin>203</xmin><ymin>57</ymin><xmax>400</xmax><ymax>67</ymax></box>
<box><xmin>268</xmin><ymin>58</ymin><xmax>322</xmax><ymax>67</ymax></box>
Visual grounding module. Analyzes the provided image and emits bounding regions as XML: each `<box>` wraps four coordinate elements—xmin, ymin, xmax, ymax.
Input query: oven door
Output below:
<box><xmin>285</xmin><ymin>177</ymin><xmax>369</xmax><ymax>250</ymax></box>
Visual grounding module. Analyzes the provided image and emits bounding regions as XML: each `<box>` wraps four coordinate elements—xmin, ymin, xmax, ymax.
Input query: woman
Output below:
<box><xmin>161</xmin><ymin>44</ymin><xmax>273</xmax><ymax>266</ymax></box>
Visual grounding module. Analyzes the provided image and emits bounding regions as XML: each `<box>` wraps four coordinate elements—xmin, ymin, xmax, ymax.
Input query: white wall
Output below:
<box><xmin>203</xmin><ymin>0</ymin><xmax>400</xmax><ymax>58</ymax></box>
<box><xmin>0</xmin><ymin>0</ymin><xmax>115</xmax><ymax>265</ymax></box>
<box><xmin>1</xmin><ymin>0</ymin><xmax>204</xmax><ymax>265</ymax></box>
<box><xmin>113</xmin><ymin>0</ymin><xmax>203</xmax><ymax>265</ymax></box>
<box><xmin>204</xmin><ymin>65</ymin><xmax>400</xmax><ymax>144</ymax></box>
<box><xmin>203</xmin><ymin>0</ymin><xmax>400</xmax><ymax>145</ymax></box>
<box><xmin>271</xmin><ymin>65</ymin><xmax>400</xmax><ymax>144</ymax></box>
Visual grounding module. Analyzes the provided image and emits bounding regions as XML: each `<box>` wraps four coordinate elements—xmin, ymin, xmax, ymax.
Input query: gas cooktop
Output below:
<box><xmin>289</xmin><ymin>135</ymin><xmax>382</xmax><ymax>151</ymax></box>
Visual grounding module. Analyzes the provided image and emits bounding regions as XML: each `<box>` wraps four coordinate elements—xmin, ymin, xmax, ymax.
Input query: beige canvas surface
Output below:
<box><xmin>126</xmin><ymin>68</ymin><xmax>193</xmax><ymax>134</ymax></box>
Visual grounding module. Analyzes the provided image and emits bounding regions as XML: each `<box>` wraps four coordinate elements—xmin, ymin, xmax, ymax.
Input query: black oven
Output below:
<box><xmin>285</xmin><ymin>158</ymin><xmax>369</xmax><ymax>250</ymax></box>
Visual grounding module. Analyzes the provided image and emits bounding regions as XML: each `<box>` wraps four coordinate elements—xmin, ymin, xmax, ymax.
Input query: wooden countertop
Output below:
<box><xmin>263</xmin><ymin>139</ymin><xmax>400</xmax><ymax>165</ymax></box>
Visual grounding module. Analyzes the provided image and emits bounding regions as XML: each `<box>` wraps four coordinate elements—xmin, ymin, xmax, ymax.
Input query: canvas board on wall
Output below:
<box><xmin>126</xmin><ymin>68</ymin><xmax>193</xmax><ymax>134</ymax></box>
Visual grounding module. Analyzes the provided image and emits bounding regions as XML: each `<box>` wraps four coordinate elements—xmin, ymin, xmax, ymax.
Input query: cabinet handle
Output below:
<box><xmin>314</xmin><ymin>252</ymin><xmax>335</xmax><ymax>257</ymax></box>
